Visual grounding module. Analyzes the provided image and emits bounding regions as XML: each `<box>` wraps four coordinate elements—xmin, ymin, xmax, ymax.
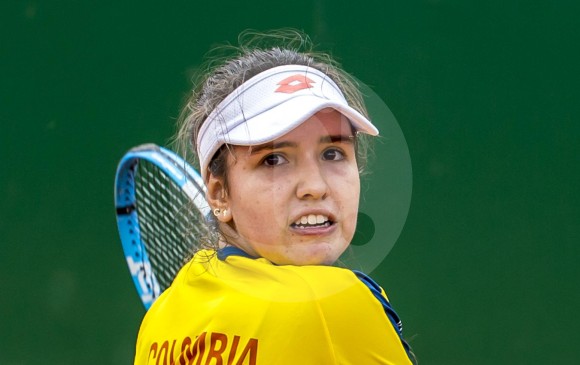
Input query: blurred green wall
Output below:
<box><xmin>1</xmin><ymin>1</ymin><xmax>578</xmax><ymax>364</ymax></box>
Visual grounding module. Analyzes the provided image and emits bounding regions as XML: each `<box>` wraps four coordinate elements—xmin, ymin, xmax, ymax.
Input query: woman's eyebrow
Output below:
<box><xmin>320</xmin><ymin>134</ymin><xmax>355</xmax><ymax>144</ymax></box>
<box><xmin>249</xmin><ymin>135</ymin><xmax>354</xmax><ymax>155</ymax></box>
<box><xmin>249</xmin><ymin>141</ymin><xmax>298</xmax><ymax>155</ymax></box>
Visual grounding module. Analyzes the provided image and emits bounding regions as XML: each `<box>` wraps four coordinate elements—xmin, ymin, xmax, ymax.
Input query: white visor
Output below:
<box><xmin>197</xmin><ymin>65</ymin><xmax>379</xmax><ymax>179</ymax></box>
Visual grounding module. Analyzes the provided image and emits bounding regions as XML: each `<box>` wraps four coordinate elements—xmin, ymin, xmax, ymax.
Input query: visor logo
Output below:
<box><xmin>275</xmin><ymin>74</ymin><xmax>315</xmax><ymax>93</ymax></box>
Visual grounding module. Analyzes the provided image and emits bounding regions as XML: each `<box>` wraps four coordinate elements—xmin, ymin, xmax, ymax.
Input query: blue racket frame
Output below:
<box><xmin>114</xmin><ymin>144</ymin><xmax>209</xmax><ymax>309</ymax></box>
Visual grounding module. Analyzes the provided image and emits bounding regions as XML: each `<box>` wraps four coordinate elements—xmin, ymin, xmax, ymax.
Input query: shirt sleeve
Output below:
<box><xmin>353</xmin><ymin>270</ymin><xmax>417</xmax><ymax>364</ymax></box>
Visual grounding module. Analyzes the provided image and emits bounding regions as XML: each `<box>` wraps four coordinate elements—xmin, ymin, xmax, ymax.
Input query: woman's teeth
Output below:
<box><xmin>294</xmin><ymin>214</ymin><xmax>330</xmax><ymax>227</ymax></box>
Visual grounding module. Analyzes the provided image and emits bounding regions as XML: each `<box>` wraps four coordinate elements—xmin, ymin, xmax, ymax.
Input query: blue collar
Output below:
<box><xmin>217</xmin><ymin>246</ymin><xmax>257</xmax><ymax>261</ymax></box>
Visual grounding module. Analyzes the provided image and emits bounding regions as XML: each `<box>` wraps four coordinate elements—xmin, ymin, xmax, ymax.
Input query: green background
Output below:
<box><xmin>1</xmin><ymin>1</ymin><xmax>578</xmax><ymax>364</ymax></box>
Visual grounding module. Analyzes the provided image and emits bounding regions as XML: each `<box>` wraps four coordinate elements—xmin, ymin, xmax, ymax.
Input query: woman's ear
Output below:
<box><xmin>206</xmin><ymin>173</ymin><xmax>232</xmax><ymax>223</ymax></box>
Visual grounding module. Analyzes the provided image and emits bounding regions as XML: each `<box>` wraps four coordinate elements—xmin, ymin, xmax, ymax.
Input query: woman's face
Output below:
<box><xmin>216</xmin><ymin>109</ymin><xmax>360</xmax><ymax>265</ymax></box>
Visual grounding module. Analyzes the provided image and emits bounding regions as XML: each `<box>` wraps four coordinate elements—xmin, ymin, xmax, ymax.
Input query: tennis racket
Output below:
<box><xmin>114</xmin><ymin>143</ymin><xmax>211</xmax><ymax>309</ymax></box>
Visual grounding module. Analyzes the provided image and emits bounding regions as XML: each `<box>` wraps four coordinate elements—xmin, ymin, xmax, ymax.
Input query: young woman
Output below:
<box><xmin>133</xmin><ymin>30</ymin><xmax>416</xmax><ymax>365</ymax></box>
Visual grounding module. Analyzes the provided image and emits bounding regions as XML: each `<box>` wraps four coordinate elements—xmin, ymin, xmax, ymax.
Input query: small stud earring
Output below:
<box><xmin>213</xmin><ymin>208</ymin><xmax>221</xmax><ymax>217</ymax></box>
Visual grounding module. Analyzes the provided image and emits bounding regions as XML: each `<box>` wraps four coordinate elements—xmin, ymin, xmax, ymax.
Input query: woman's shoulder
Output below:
<box><xmin>171</xmin><ymin>248</ymin><xmax>388</xmax><ymax>303</ymax></box>
<box><xmin>209</xmin><ymin>247</ymin><xmax>379</xmax><ymax>302</ymax></box>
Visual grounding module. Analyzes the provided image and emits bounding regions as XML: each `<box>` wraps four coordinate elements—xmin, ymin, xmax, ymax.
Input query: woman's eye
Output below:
<box><xmin>322</xmin><ymin>148</ymin><xmax>345</xmax><ymax>161</ymax></box>
<box><xmin>262</xmin><ymin>154</ymin><xmax>287</xmax><ymax>166</ymax></box>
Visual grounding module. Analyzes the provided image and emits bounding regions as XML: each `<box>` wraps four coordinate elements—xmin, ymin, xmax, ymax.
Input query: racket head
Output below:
<box><xmin>114</xmin><ymin>143</ymin><xmax>211</xmax><ymax>309</ymax></box>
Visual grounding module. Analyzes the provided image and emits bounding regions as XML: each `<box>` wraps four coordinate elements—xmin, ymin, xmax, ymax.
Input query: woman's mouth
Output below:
<box><xmin>291</xmin><ymin>214</ymin><xmax>332</xmax><ymax>229</ymax></box>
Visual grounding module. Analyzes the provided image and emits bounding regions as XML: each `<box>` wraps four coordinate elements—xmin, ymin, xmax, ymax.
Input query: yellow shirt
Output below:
<box><xmin>134</xmin><ymin>248</ymin><xmax>414</xmax><ymax>365</ymax></box>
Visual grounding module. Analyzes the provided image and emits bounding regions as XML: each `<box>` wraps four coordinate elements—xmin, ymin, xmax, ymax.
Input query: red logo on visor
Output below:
<box><xmin>275</xmin><ymin>74</ymin><xmax>315</xmax><ymax>93</ymax></box>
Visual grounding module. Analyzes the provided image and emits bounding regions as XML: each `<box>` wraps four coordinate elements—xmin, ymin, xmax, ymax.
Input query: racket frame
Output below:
<box><xmin>114</xmin><ymin>144</ymin><xmax>209</xmax><ymax>309</ymax></box>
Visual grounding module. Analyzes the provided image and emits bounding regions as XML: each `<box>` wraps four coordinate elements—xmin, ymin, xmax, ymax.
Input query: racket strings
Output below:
<box><xmin>134</xmin><ymin>160</ymin><xmax>209</xmax><ymax>292</ymax></box>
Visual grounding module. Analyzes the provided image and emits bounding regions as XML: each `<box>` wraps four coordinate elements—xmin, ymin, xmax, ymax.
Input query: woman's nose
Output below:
<box><xmin>295</xmin><ymin>158</ymin><xmax>329</xmax><ymax>200</ymax></box>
